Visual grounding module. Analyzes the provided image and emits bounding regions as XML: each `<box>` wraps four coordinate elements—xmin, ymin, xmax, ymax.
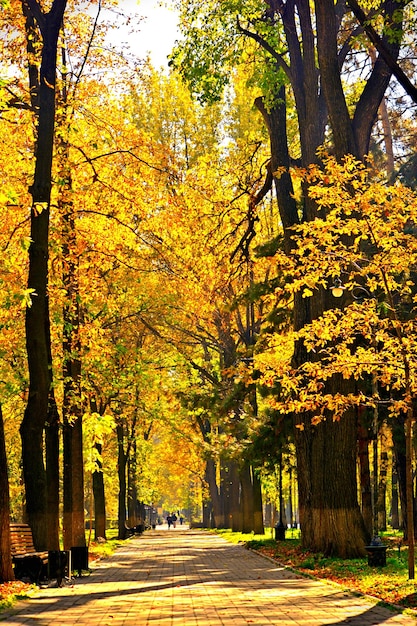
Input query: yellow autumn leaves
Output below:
<box><xmin>255</xmin><ymin>156</ymin><xmax>417</xmax><ymax>423</ymax></box>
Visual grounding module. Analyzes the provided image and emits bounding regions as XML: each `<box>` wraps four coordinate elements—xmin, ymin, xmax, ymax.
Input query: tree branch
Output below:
<box><xmin>236</xmin><ymin>18</ymin><xmax>290</xmax><ymax>79</ymax></box>
<box><xmin>347</xmin><ymin>0</ymin><xmax>417</xmax><ymax>103</ymax></box>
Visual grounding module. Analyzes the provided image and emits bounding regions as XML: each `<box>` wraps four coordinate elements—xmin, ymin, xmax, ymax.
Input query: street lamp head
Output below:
<box><xmin>331</xmin><ymin>278</ymin><xmax>345</xmax><ymax>298</ymax></box>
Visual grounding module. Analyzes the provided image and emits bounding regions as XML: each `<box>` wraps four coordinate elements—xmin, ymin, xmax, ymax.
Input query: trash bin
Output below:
<box><xmin>48</xmin><ymin>550</ymin><xmax>69</xmax><ymax>586</ymax></box>
<box><xmin>365</xmin><ymin>537</ymin><xmax>387</xmax><ymax>567</ymax></box>
<box><xmin>275</xmin><ymin>521</ymin><xmax>286</xmax><ymax>541</ymax></box>
<box><xmin>70</xmin><ymin>546</ymin><xmax>89</xmax><ymax>576</ymax></box>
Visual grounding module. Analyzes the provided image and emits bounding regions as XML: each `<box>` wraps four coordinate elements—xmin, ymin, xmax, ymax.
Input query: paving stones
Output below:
<box><xmin>1</xmin><ymin>528</ymin><xmax>416</xmax><ymax>625</ymax></box>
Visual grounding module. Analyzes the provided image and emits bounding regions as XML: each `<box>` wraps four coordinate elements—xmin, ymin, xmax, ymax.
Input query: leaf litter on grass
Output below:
<box><xmin>245</xmin><ymin>535</ymin><xmax>417</xmax><ymax>611</ymax></box>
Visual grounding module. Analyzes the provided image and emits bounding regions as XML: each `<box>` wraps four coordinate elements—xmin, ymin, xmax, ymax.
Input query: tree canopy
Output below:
<box><xmin>2</xmin><ymin>0</ymin><xmax>417</xmax><ymax>582</ymax></box>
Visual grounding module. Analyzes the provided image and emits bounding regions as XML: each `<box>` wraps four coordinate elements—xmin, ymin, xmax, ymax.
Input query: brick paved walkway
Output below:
<box><xmin>1</xmin><ymin>528</ymin><xmax>416</xmax><ymax>625</ymax></box>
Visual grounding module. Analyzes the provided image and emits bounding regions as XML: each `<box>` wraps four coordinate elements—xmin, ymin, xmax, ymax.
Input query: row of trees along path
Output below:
<box><xmin>2</xmin><ymin>0</ymin><xmax>417</xmax><ymax>583</ymax></box>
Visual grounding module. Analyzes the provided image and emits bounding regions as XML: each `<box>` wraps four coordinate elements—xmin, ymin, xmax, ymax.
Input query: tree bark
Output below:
<box><xmin>220</xmin><ymin>461</ymin><xmax>240</xmax><ymax>530</ymax></box>
<box><xmin>93</xmin><ymin>442</ymin><xmax>106</xmax><ymax>539</ymax></box>
<box><xmin>46</xmin><ymin>288</ymin><xmax>60</xmax><ymax>551</ymax></box>
<box><xmin>20</xmin><ymin>0</ymin><xmax>67</xmax><ymax>551</ymax></box>
<box><xmin>255</xmin><ymin>90</ymin><xmax>299</xmax><ymax>252</ymax></box>
<box><xmin>205</xmin><ymin>458</ymin><xmax>224</xmax><ymax>527</ymax></box>
<box><xmin>378</xmin><ymin>449</ymin><xmax>388</xmax><ymax>532</ymax></box>
<box><xmin>202</xmin><ymin>497</ymin><xmax>213</xmax><ymax>528</ymax></box>
<box><xmin>240</xmin><ymin>462</ymin><xmax>255</xmax><ymax>533</ymax></box>
<box><xmin>228</xmin><ymin>461</ymin><xmax>241</xmax><ymax>531</ymax></box>
<box><xmin>117</xmin><ymin>422</ymin><xmax>128</xmax><ymax>539</ymax></box>
<box><xmin>296</xmin><ymin>402</ymin><xmax>367</xmax><ymax>556</ymax></box>
<box><xmin>285</xmin><ymin>0</ymin><xmax>402</xmax><ymax>557</ymax></box>
<box><xmin>393</xmin><ymin>414</ymin><xmax>408</xmax><ymax>535</ymax></box>
<box><xmin>127</xmin><ymin>436</ymin><xmax>138</xmax><ymax>527</ymax></box>
<box><xmin>252</xmin><ymin>468</ymin><xmax>264</xmax><ymax>534</ymax></box>
<box><xmin>315</xmin><ymin>0</ymin><xmax>403</xmax><ymax>159</ymax></box>
<box><xmin>61</xmin><ymin>182</ymin><xmax>85</xmax><ymax>550</ymax></box>
<box><xmin>314</xmin><ymin>0</ymin><xmax>357</xmax><ymax>159</ymax></box>
<box><xmin>391</xmin><ymin>465</ymin><xmax>400</xmax><ymax>530</ymax></box>
<box><xmin>0</xmin><ymin>404</ymin><xmax>14</xmax><ymax>582</ymax></box>
<box><xmin>45</xmin><ymin>397</ymin><xmax>60</xmax><ymax>551</ymax></box>
<box><xmin>357</xmin><ymin>418</ymin><xmax>373</xmax><ymax>538</ymax></box>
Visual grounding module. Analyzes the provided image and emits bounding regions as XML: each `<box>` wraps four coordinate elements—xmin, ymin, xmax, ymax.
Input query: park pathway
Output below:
<box><xmin>1</xmin><ymin>527</ymin><xmax>416</xmax><ymax>625</ymax></box>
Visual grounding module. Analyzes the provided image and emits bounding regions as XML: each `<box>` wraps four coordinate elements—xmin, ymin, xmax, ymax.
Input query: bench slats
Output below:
<box><xmin>10</xmin><ymin>523</ymin><xmax>48</xmax><ymax>582</ymax></box>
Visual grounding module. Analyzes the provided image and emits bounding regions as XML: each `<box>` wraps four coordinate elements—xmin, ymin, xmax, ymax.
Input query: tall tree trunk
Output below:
<box><xmin>62</xmin><ymin>413</ymin><xmax>87</xmax><ymax>550</ymax></box>
<box><xmin>46</xmin><ymin>291</ymin><xmax>60</xmax><ymax>551</ymax></box>
<box><xmin>61</xmin><ymin>168</ymin><xmax>85</xmax><ymax>550</ymax></box>
<box><xmin>238</xmin><ymin>463</ymin><xmax>264</xmax><ymax>534</ymax></box>
<box><xmin>228</xmin><ymin>462</ymin><xmax>241</xmax><ymax>532</ymax></box>
<box><xmin>62</xmin><ymin>416</ymin><xmax>73</xmax><ymax>550</ymax></box>
<box><xmin>357</xmin><ymin>419</ymin><xmax>373</xmax><ymax>538</ymax></box>
<box><xmin>220</xmin><ymin>461</ymin><xmax>240</xmax><ymax>530</ymax></box>
<box><xmin>252</xmin><ymin>469</ymin><xmax>264</xmax><ymax>535</ymax></box>
<box><xmin>296</xmin><ymin>402</ymin><xmax>367</xmax><ymax>556</ymax></box>
<box><xmin>93</xmin><ymin>442</ymin><xmax>106</xmax><ymax>539</ymax></box>
<box><xmin>20</xmin><ymin>0</ymin><xmax>67</xmax><ymax>551</ymax></box>
<box><xmin>127</xmin><ymin>437</ymin><xmax>138</xmax><ymax>526</ymax></box>
<box><xmin>240</xmin><ymin>462</ymin><xmax>254</xmax><ymax>533</ymax></box>
<box><xmin>377</xmin><ymin>427</ymin><xmax>389</xmax><ymax>532</ymax></box>
<box><xmin>205</xmin><ymin>458</ymin><xmax>223</xmax><ymax>527</ymax></box>
<box><xmin>45</xmin><ymin>397</ymin><xmax>60</xmax><ymax>551</ymax></box>
<box><xmin>219</xmin><ymin>464</ymin><xmax>230</xmax><ymax>529</ymax></box>
<box><xmin>63</xmin><ymin>412</ymin><xmax>85</xmax><ymax>549</ymax></box>
<box><xmin>256</xmin><ymin>91</ymin><xmax>366</xmax><ymax>555</ymax></box>
<box><xmin>72</xmin><ymin>416</ymin><xmax>85</xmax><ymax>546</ymax></box>
<box><xmin>0</xmin><ymin>404</ymin><xmax>14</xmax><ymax>582</ymax></box>
<box><xmin>264</xmin><ymin>502</ymin><xmax>273</xmax><ymax>530</ymax></box>
<box><xmin>202</xmin><ymin>499</ymin><xmax>213</xmax><ymax>528</ymax></box>
<box><xmin>117</xmin><ymin>421</ymin><xmax>128</xmax><ymax>539</ymax></box>
<box><xmin>391</xmin><ymin>465</ymin><xmax>400</xmax><ymax>529</ymax></box>
<box><xmin>392</xmin><ymin>415</ymin><xmax>409</xmax><ymax>537</ymax></box>
<box><xmin>58</xmin><ymin>37</ymin><xmax>86</xmax><ymax>546</ymax></box>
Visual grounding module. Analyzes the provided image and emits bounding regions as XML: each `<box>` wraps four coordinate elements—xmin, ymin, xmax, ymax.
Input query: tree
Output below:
<box><xmin>19</xmin><ymin>0</ymin><xmax>67</xmax><ymax>551</ymax></box>
<box><xmin>256</xmin><ymin>156</ymin><xmax>417</xmax><ymax>574</ymax></box>
<box><xmin>0</xmin><ymin>404</ymin><xmax>14</xmax><ymax>582</ymax></box>
<box><xmin>171</xmin><ymin>0</ymin><xmax>407</xmax><ymax>556</ymax></box>
<box><xmin>315</xmin><ymin>0</ymin><xmax>405</xmax><ymax>160</ymax></box>
<box><xmin>0</xmin><ymin>23</ymin><xmax>38</xmax><ymax>562</ymax></box>
<box><xmin>123</xmin><ymin>65</ymin><xmax>273</xmax><ymax>532</ymax></box>
<box><xmin>83</xmin><ymin>407</ymin><xmax>115</xmax><ymax>540</ymax></box>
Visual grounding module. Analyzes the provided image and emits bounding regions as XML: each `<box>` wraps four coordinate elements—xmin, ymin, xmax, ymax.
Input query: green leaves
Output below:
<box><xmin>171</xmin><ymin>0</ymin><xmax>288</xmax><ymax>103</ymax></box>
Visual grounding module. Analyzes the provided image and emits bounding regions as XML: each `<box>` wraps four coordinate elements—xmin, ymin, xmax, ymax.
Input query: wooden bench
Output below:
<box><xmin>10</xmin><ymin>523</ymin><xmax>48</xmax><ymax>583</ymax></box>
<box><xmin>125</xmin><ymin>521</ymin><xmax>145</xmax><ymax>536</ymax></box>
